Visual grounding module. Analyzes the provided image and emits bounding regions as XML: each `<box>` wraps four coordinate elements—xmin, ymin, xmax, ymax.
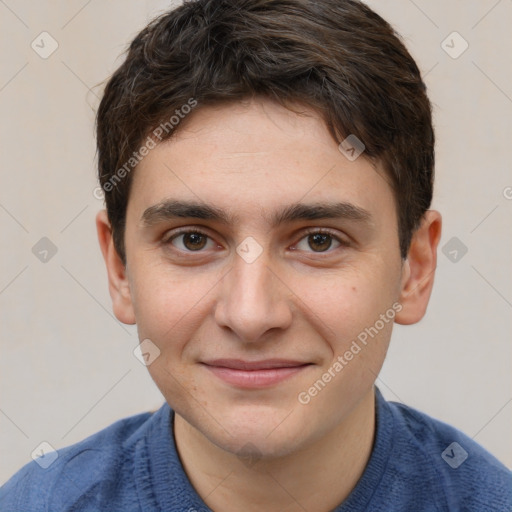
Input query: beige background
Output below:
<box><xmin>1</xmin><ymin>0</ymin><xmax>511</xmax><ymax>484</ymax></box>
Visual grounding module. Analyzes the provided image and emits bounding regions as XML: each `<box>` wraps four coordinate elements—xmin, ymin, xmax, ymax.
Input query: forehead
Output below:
<box><xmin>128</xmin><ymin>98</ymin><xmax>395</xmax><ymax>228</ymax></box>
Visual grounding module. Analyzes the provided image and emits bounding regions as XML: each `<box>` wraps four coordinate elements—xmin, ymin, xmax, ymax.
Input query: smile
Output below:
<box><xmin>201</xmin><ymin>359</ymin><xmax>313</xmax><ymax>388</ymax></box>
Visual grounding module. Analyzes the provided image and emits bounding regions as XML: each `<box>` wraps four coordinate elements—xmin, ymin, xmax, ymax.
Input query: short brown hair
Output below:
<box><xmin>96</xmin><ymin>0</ymin><xmax>434</xmax><ymax>263</ymax></box>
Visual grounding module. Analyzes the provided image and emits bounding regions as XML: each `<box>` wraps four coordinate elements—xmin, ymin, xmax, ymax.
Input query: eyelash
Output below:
<box><xmin>163</xmin><ymin>227</ymin><xmax>349</xmax><ymax>255</ymax></box>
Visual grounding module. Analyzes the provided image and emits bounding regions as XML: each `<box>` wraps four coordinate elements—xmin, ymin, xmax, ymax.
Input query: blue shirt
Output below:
<box><xmin>1</xmin><ymin>387</ymin><xmax>511</xmax><ymax>511</ymax></box>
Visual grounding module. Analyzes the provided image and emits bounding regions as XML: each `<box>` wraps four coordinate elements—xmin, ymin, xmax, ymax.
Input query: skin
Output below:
<box><xmin>97</xmin><ymin>97</ymin><xmax>442</xmax><ymax>512</ymax></box>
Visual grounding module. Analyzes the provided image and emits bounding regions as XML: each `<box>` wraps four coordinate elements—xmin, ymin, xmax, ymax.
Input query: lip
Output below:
<box><xmin>201</xmin><ymin>359</ymin><xmax>312</xmax><ymax>388</ymax></box>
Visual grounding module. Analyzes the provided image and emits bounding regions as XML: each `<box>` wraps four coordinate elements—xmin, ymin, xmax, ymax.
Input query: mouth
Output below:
<box><xmin>201</xmin><ymin>359</ymin><xmax>313</xmax><ymax>388</ymax></box>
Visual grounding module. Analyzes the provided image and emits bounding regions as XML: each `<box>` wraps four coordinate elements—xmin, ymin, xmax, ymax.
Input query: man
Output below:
<box><xmin>1</xmin><ymin>0</ymin><xmax>511</xmax><ymax>510</ymax></box>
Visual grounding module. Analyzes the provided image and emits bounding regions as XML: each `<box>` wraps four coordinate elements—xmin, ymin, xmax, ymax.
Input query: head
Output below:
<box><xmin>96</xmin><ymin>0</ymin><xmax>441</xmax><ymax>459</ymax></box>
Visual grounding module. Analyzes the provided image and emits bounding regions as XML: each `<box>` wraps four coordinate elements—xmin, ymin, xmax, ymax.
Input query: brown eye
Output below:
<box><xmin>307</xmin><ymin>233</ymin><xmax>333</xmax><ymax>252</ymax></box>
<box><xmin>182</xmin><ymin>232</ymin><xmax>207</xmax><ymax>251</ymax></box>
<box><xmin>167</xmin><ymin>230</ymin><xmax>214</xmax><ymax>252</ymax></box>
<box><xmin>294</xmin><ymin>230</ymin><xmax>344</xmax><ymax>253</ymax></box>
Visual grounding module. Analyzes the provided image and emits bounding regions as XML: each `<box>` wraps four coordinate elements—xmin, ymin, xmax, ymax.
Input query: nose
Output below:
<box><xmin>214</xmin><ymin>248</ymin><xmax>293</xmax><ymax>343</ymax></box>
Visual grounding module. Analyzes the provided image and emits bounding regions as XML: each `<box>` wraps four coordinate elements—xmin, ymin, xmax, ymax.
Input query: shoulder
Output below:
<box><xmin>0</xmin><ymin>406</ymin><xmax>164</xmax><ymax>512</ymax></box>
<box><xmin>385</xmin><ymin>397</ymin><xmax>512</xmax><ymax>511</ymax></box>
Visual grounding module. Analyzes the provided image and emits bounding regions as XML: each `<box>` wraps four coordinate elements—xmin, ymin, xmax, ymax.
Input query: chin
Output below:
<box><xmin>215</xmin><ymin>429</ymin><xmax>308</xmax><ymax>462</ymax></box>
<box><xmin>195</xmin><ymin>404</ymin><xmax>321</xmax><ymax>461</ymax></box>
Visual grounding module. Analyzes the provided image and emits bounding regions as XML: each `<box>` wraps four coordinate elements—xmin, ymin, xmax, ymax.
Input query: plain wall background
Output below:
<box><xmin>1</xmin><ymin>0</ymin><xmax>511</xmax><ymax>485</ymax></box>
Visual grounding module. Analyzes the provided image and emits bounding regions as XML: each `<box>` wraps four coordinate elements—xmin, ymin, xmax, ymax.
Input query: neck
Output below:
<box><xmin>174</xmin><ymin>387</ymin><xmax>376</xmax><ymax>512</ymax></box>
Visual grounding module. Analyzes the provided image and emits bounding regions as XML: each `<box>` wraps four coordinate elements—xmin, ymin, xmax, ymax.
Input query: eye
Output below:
<box><xmin>165</xmin><ymin>230</ymin><xmax>217</xmax><ymax>252</ymax></box>
<box><xmin>164</xmin><ymin>228</ymin><xmax>347</xmax><ymax>255</ymax></box>
<box><xmin>294</xmin><ymin>229</ymin><xmax>345</xmax><ymax>253</ymax></box>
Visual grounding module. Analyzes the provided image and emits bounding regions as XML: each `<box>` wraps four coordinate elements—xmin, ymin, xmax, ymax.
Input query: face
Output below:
<box><xmin>117</xmin><ymin>98</ymin><xmax>408</xmax><ymax>457</ymax></box>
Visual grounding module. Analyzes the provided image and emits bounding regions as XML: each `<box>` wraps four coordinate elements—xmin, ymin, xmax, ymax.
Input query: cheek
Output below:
<box><xmin>130</xmin><ymin>267</ymin><xmax>215</xmax><ymax>411</ymax></box>
<box><xmin>295</xmin><ymin>265</ymin><xmax>399</xmax><ymax>344</ymax></box>
<box><xmin>128</xmin><ymin>261</ymin><xmax>216</xmax><ymax>349</ymax></box>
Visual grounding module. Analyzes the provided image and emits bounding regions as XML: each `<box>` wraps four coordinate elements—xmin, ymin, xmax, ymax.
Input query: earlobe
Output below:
<box><xmin>395</xmin><ymin>210</ymin><xmax>442</xmax><ymax>325</ymax></box>
<box><xmin>96</xmin><ymin>210</ymin><xmax>136</xmax><ymax>325</ymax></box>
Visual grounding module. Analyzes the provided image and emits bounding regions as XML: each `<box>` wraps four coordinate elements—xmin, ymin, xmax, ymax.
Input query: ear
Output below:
<box><xmin>96</xmin><ymin>210</ymin><xmax>136</xmax><ymax>325</ymax></box>
<box><xmin>395</xmin><ymin>210</ymin><xmax>442</xmax><ymax>325</ymax></box>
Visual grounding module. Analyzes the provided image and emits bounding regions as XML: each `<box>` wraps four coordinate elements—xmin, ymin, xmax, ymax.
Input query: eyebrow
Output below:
<box><xmin>141</xmin><ymin>199</ymin><xmax>373</xmax><ymax>228</ymax></box>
